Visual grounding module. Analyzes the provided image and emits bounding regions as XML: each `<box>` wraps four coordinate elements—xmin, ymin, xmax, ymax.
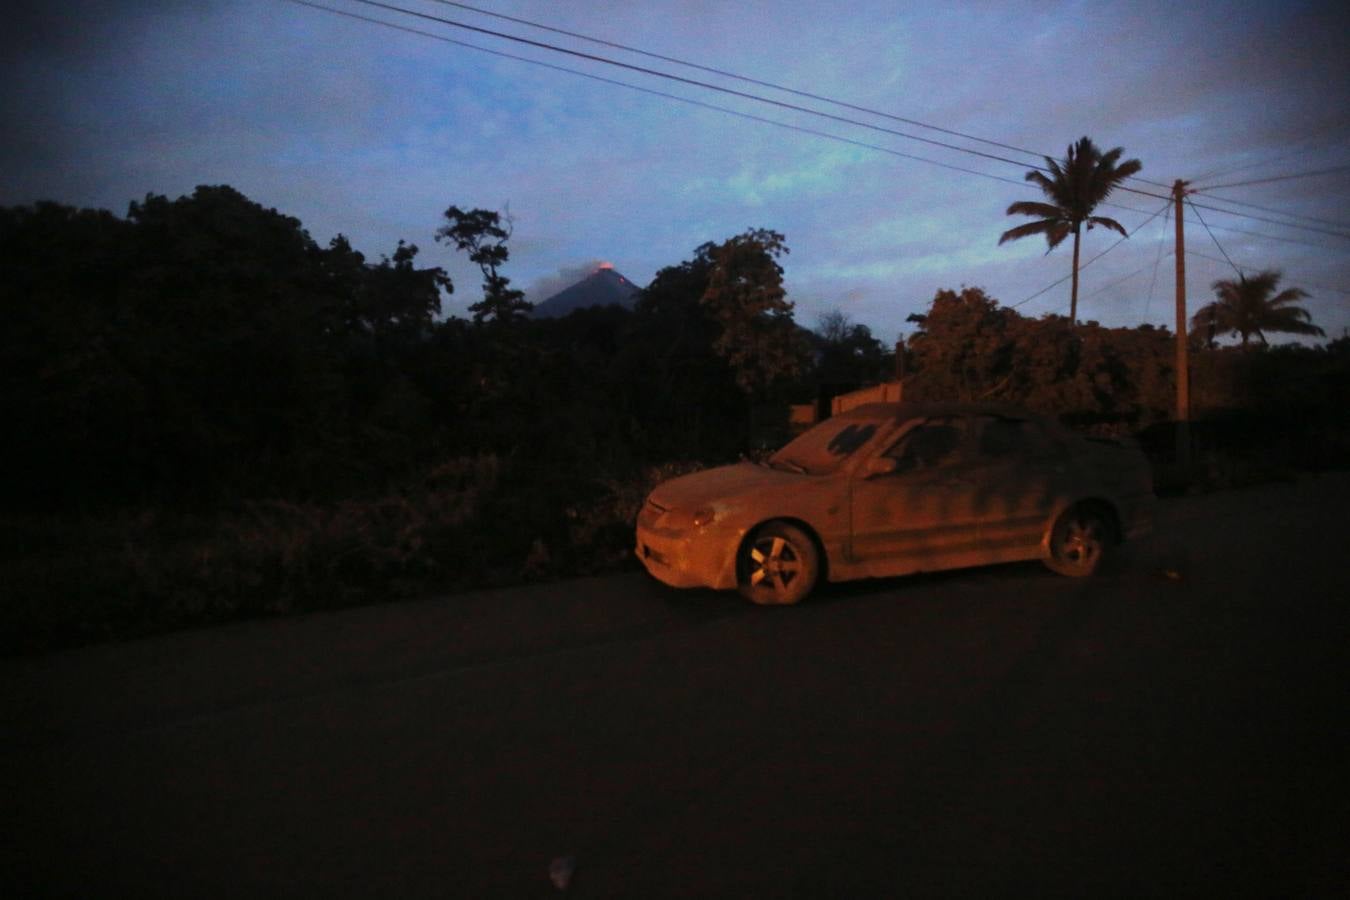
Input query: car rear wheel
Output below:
<box><xmin>1044</xmin><ymin>504</ymin><xmax>1112</xmax><ymax>577</ymax></box>
<box><xmin>737</xmin><ymin>522</ymin><xmax>819</xmax><ymax>605</ymax></box>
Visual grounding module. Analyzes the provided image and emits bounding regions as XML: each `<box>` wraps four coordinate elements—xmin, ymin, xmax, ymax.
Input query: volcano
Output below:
<box><xmin>530</xmin><ymin>264</ymin><xmax>641</xmax><ymax>319</ymax></box>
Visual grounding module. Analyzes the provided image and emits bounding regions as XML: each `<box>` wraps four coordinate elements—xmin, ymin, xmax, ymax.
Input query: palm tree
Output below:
<box><xmin>999</xmin><ymin>136</ymin><xmax>1142</xmax><ymax>325</ymax></box>
<box><xmin>1191</xmin><ymin>270</ymin><xmax>1323</xmax><ymax>347</ymax></box>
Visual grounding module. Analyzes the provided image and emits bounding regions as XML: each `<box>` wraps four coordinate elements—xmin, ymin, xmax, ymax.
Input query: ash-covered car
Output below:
<box><xmin>636</xmin><ymin>402</ymin><xmax>1154</xmax><ymax>604</ymax></box>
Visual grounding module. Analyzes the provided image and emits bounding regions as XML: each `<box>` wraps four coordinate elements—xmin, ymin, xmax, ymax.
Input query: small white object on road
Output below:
<box><xmin>548</xmin><ymin>855</ymin><xmax>576</xmax><ymax>891</ymax></box>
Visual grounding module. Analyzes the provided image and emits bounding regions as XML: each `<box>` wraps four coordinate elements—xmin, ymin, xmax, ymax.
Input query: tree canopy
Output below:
<box><xmin>1191</xmin><ymin>270</ymin><xmax>1322</xmax><ymax>347</ymax></box>
<box><xmin>435</xmin><ymin>206</ymin><xmax>530</xmax><ymax>325</ymax></box>
<box><xmin>698</xmin><ymin>228</ymin><xmax>808</xmax><ymax>394</ymax></box>
<box><xmin>0</xmin><ymin>186</ymin><xmax>453</xmax><ymax>506</ymax></box>
<box><xmin>813</xmin><ymin>310</ymin><xmax>888</xmax><ymax>387</ymax></box>
<box><xmin>999</xmin><ymin>136</ymin><xmax>1142</xmax><ymax>325</ymax></box>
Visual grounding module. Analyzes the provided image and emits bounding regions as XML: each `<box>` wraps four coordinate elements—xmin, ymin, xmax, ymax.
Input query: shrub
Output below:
<box><xmin>1</xmin><ymin>456</ymin><xmax>500</xmax><ymax>654</ymax></box>
<box><xmin>563</xmin><ymin>461</ymin><xmax>708</xmax><ymax>575</ymax></box>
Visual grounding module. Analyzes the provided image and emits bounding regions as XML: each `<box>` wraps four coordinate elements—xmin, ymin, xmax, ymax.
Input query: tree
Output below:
<box><xmin>0</xmin><ymin>186</ymin><xmax>464</xmax><ymax>507</ymax></box>
<box><xmin>325</xmin><ymin>235</ymin><xmax>451</xmax><ymax>342</ymax></box>
<box><xmin>814</xmin><ymin>309</ymin><xmax>886</xmax><ymax>386</ymax></box>
<box><xmin>905</xmin><ymin>286</ymin><xmax>1014</xmax><ymax>401</ymax></box>
<box><xmin>435</xmin><ymin>206</ymin><xmax>531</xmax><ymax>325</ymax></box>
<box><xmin>903</xmin><ymin>286</ymin><xmax>1175</xmax><ymax>426</ymax></box>
<box><xmin>625</xmin><ymin>243</ymin><xmax>745</xmax><ymax>458</ymax></box>
<box><xmin>999</xmin><ymin>136</ymin><xmax>1142</xmax><ymax>325</ymax></box>
<box><xmin>815</xmin><ymin>309</ymin><xmax>853</xmax><ymax>344</ymax></box>
<box><xmin>1191</xmin><ymin>270</ymin><xmax>1323</xmax><ymax>347</ymax></box>
<box><xmin>699</xmin><ymin>228</ymin><xmax>806</xmax><ymax>394</ymax></box>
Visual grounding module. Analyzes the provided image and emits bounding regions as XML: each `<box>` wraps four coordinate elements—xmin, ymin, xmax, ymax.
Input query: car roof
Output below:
<box><xmin>838</xmin><ymin>402</ymin><xmax>1064</xmax><ymax>429</ymax></box>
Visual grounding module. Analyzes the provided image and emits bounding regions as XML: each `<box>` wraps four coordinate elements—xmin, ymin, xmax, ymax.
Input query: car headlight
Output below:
<box><xmin>664</xmin><ymin>506</ymin><xmax>717</xmax><ymax>528</ymax></box>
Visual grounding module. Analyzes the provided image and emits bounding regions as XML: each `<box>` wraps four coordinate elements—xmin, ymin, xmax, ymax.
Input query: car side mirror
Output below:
<box><xmin>863</xmin><ymin>456</ymin><xmax>898</xmax><ymax>479</ymax></box>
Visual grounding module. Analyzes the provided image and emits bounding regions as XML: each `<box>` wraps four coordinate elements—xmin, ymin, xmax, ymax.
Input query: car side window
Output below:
<box><xmin>974</xmin><ymin>416</ymin><xmax>1055</xmax><ymax>461</ymax></box>
<box><xmin>826</xmin><ymin>423</ymin><xmax>878</xmax><ymax>457</ymax></box>
<box><xmin>884</xmin><ymin>418</ymin><xmax>966</xmax><ymax>473</ymax></box>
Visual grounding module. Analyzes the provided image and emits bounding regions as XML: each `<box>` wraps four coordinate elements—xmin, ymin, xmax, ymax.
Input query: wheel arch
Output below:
<box><xmin>1041</xmin><ymin>496</ymin><xmax>1123</xmax><ymax>553</ymax></box>
<box><xmin>737</xmin><ymin>516</ymin><xmax>831</xmax><ymax>584</ymax></box>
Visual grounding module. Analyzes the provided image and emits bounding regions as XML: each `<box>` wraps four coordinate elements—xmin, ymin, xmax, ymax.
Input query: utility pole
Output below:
<box><xmin>1173</xmin><ymin>179</ymin><xmax>1192</xmax><ymax>476</ymax></box>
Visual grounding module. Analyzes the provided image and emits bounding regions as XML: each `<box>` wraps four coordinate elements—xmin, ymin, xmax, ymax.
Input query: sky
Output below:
<box><xmin>4</xmin><ymin>0</ymin><xmax>1349</xmax><ymax>343</ymax></box>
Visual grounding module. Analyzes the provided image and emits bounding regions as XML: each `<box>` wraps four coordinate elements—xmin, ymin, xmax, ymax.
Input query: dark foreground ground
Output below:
<box><xmin>3</xmin><ymin>474</ymin><xmax>1347</xmax><ymax>897</ymax></box>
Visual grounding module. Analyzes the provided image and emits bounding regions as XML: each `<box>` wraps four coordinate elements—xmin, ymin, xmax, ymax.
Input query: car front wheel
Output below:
<box><xmin>1044</xmin><ymin>504</ymin><xmax>1113</xmax><ymax>577</ymax></box>
<box><xmin>737</xmin><ymin>522</ymin><xmax>819</xmax><ymax>605</ymax></box>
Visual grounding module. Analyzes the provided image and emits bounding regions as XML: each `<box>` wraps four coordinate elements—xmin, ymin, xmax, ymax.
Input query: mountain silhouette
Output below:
<box><xmin>531</xmin><ymin>264</ymin><xmax>640</xmax><ymax>318</ymax></box>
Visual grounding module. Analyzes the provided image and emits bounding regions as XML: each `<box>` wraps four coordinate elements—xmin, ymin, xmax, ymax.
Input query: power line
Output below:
<box><xmin>339</xmin><ymin>0</ymin><xmax>1057</xmax><ymax>175</ymax></box>
<box><xmin>293</xmin><ymin>1</ymin><xmax>1349</xmax><ymax>240</ymax></box>
<box><xmin>1186</xmin><ymin>217</ymin><xmax>1346</xmax><ymax>251</ymax></box>
<box><xmin>431</xmin><ymin>1</ymin><xmax>1187</xmax><ymax>194</ymax></box>
<box><xmin>1082</xmin><ymin>254</ymin><xmax>1172</xmax><ymax>301</ymax></box>
<box><xmin>1185</xmin><ymin>249</ymin><xmax>1242</xmax><ymax>270</ymax></box>
<box><xmin>1187</xmin><ymin>141</ymin><xmax>1329</xmax><ymax>184</ymax></box>
<box><xmin>287</xmin><ymin>1</ymin><xmax>1176</xmax><ymax>210</ymax></box>
<box><xmin>1185</xmin><ymin>198</ymin><xmax>1242</xmax><ymax>277</ymax></box>
<box><xmin>1099</xmin><ymin>199</ymin><xmax>1169</xmax><ymax>218</ymax></box>
<box><xmin>283</xmin><ymin>0</ymin><xmax>1043</xmax><ymax>190</ymax></box>
<box><xmin>1105</xmin><ymin>191</ymin><xmax>1350</xmax><ymax>240</ymax></box>
<box><xmin>1184</xmin><ymin>249</ymin><xmax>1350</xmax><ymax>297</ymax></box>
<box><xmin>1198</xmin><ymin>163</ymin><xmax>1350</xmax><ymax>191</ymax></box>
<box><xmin>1143</xmin><ymin>203</ymin><xmax>1172</xmax><ymax>317</ymax></box>
<box><xmin>1008</xmin><ymin>200</ymin><xmax>1172</xmax><ymax>310</ymax></box>
<box><xmin>430</xmin><ymin>1</ymin><xmax>1052</xmax><ymax>163</ymax></box>
<box><xmin>399</xmin><ymin>1</ymin><xmax>1350</xmax><ymax>236</ymax></box>
<box><xmin>1189</xmin><ymin>191</ymin><xmax>1350</xmax><ymax>231</ymax></box>
<box><xmin>1184</xmin><ymin>197</ymin><xmax>1350</xmax><ymax>240</ymax></box>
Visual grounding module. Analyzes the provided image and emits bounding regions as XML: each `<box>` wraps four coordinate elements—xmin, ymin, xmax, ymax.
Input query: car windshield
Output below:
<box><xmin>767</xmin><ymin>412</ymin><xmax>892</xmax><ymax>474</ymax></box>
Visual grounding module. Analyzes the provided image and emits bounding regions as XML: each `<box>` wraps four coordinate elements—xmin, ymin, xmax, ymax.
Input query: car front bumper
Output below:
<box><xmin>634</xmin><ymin>521</ymin><xmax>741</xmax><ymax>591</ymax></box>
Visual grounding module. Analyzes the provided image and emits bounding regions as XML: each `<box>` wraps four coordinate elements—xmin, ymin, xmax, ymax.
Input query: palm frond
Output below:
<box><xmin>998</xmin><ymin>219</ymin><xmax>1063</xmax><ymax>246</ymax></box>
<box><xmin>1263</xmin><ymin>307</ymin><xmax>1323</xmax><ymax>332</ymax></box>
<box><xmin>1005</xmin><ymin>201</ymin><xmax>1064</xmax><ymax>219</ymax></box>
<box><xmin>1086</xmin><ymin>215</ymin><xmax>1128</xmax><ymax>237</ymax></box>
<box><xmin>1190</xmin><ymin>301</ymin><xmax>1232</xmax><ymax>332</ymax></box>
<box><xmin>1268</xmin><ymin>286</ymin><xmax>1311</xmax><ymax>307</ymax></box>
<box><xmin>1025</xmin><ymin>170</ymin><xmax>1055</xmax><ymax>194</ymax></box>
<box><xmin>1199</xmin><ymin>269</ymin><xmax>1322</xmax><ymax>344</ymax></box>
<box><xmin>1112</xmin><ymin>158</ymin><xmax>1143</xmax><ymax>181</ymax></box>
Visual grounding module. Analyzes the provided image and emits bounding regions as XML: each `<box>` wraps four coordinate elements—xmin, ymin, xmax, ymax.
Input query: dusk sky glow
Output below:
<box><xmin>5</xmin><ymin>0</ymin><xmax>1348</xmax><ymax>341</ymax></box>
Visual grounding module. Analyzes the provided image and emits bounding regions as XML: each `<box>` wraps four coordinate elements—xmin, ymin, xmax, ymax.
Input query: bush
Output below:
<box><xmin>1</xmin><ymin>455</ymin><xmax>727</xmax><ymax>655</ymax></box>
<box><xmin>562</xmin><ymin>461</ymin><xmax>708</xmax><ymax>575</ymax></box>
<box><xmin>1</xmin><ymin>456</ymin><xmax>500</xmax><ymax>654</ymax></box>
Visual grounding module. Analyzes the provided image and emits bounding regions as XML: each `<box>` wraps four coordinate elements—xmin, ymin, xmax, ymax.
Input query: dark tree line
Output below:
<box><xmin>1</xmin><ymin>187</ymin><xmax>458</xmax><ymax>508</ymax></box>
<box><xmin>0</xmin><ymin>186</ymin><xmax>832</xmax><ymax>514</ymax></box>
<box><xmin>901</xmin><ymin>286</ymin><xmax>1350</xmax><ymax>477</ymax></box>
<box><xmin>6</xmin><ymin>183</ymin><xmax>1340</xmax><ymax>519</ymax></box>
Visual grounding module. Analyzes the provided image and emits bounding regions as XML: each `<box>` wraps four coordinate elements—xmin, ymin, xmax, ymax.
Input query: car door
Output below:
<box><xmin>848</xmin><ymin>416</ymin><xmax>986</xmax><ymax>575</ymax></box>
<box><xmin>959</xmin><ymin>415</ymin><xmax>1069</xmax><ymax>561</ymax></box>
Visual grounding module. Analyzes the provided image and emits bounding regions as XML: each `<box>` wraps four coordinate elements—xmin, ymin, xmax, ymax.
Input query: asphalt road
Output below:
<box><xmin>4</xmin><ymin>474</ymin><xmax>1347</xmax><ymax>897</ymax></box>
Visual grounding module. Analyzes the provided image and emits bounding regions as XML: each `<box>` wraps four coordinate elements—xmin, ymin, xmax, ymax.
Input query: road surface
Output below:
<box><xmin>3</xmin><ymin>473</ymin><xmax>1347</xmax><ymax>897</ymax></box>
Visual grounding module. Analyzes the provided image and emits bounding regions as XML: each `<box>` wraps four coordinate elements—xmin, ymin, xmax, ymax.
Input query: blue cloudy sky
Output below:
<box><xmin>5</xmin><ymin>0</ymin><xmax>1348</xmax><ymax>341</ymax></box>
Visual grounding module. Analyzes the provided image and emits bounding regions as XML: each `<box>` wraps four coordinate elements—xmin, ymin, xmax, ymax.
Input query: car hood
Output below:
<box><xmin>648</xmin><ymin>461</ymin><xmax>810</xmax><ymax>510</ymax></box>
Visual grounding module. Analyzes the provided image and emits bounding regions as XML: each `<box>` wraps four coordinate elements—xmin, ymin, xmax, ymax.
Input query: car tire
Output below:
<box><xmin>737</xmin><ymin>522</ymin><xmax>819</xmax><ymax>605</ymax></box>
<box><xmin>1044</xmin><ymin>504</ymin><xmax>1112</xmax><ymax>577</ymax></box>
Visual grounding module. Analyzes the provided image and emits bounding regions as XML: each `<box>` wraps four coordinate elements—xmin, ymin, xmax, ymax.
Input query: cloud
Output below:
<box><xmin>2</xmin><ymin>0</ymin><xmax>1346</xmax><ymax>343</ymax></box>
